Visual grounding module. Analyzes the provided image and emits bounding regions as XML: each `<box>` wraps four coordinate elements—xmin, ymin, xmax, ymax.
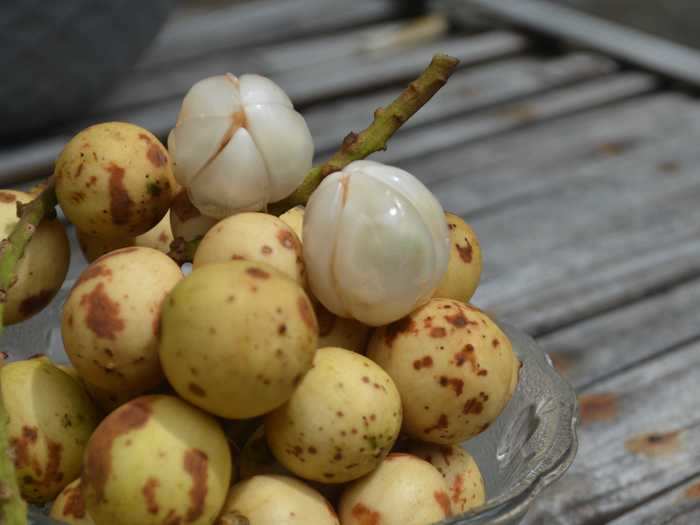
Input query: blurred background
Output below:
<box><xmin>4</xmin><ymin>2</ymin><xmax>700</xmax><ymax>524</ymax></box>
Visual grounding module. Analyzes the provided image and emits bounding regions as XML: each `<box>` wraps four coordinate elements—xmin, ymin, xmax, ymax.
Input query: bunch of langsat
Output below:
<box><xmin>0</xmin><ymin>54</ymin><xmax>520</xmax><ymax>525</ymax></box>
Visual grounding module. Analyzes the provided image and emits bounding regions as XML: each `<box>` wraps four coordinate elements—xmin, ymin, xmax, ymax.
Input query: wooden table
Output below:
<box><xmin>3</xmin><ymin>1</ymin><xmax>700</xmax><ymax>523</ymax></box>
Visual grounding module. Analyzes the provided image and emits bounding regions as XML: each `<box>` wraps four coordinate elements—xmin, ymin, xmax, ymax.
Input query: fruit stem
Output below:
<box><xmin>268</xmin><ymin>53</ymin><xmax>460</xmax><ymax>215</ymax></box>
<box><xmin>0</xmin><ymin>357</ymin><xmax>28</xmax><ymax>525</ymax></box>
<box><xmin>0</xmin><ymin>178</ymin><xmax>58</xmax><ymax>338</ymax></box>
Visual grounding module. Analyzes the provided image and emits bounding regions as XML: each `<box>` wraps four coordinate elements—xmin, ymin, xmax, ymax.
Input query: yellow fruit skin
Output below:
<box><xmin>193</xmin><ymin>212</ymin><xmax>305</xmax><ymax>286</ymax></box>
<box><xmin>61</xmin><ymin>247</ymin><xmax>183</xmax><ymax>404</ymax></box>
<box><xmin>367</xmin><ymin>299</ymin><xmax>515</xmax><ymax>444</ymax></box>
<box><xmin>508</xmin><ymin>356</ymin><xmax>521</xmax><ymax>398</ymax></box>
<box><xmin>55</xmin><ymin>122</ymin><xmax>175</xmax><ymax>238</ymax></box>
<box><xmin>433</xmin><ymin>213</ymin><xmax>482</xmax><ymax>303</ymax></box>
<box><xmin>265</xmin><ymin>347</ymin><xmax>403</xmax><ymax>484</ymax></box>
<box><xmin>0</xmin><ymin>190</ymin><xmax>70</xmax><ymax>325</ymax></box>
<box><xmin>76</xmin><ymin>211</ymin><xmax>174</xmax><ymax>263</ymax></box>
<box><xmin>405</xmin><ymin>442</ymin><xmax>486</xmax><ymax>513</ymax></box>
<box><xmin>82</xmin><ymin>395</ymin><xmax>232</xmax><ymax>525</ymax></box>
<box><xmin>50</xmin><ymin>478</ymin><xmax>95</xmax><ymax>525</ymax></box>
<box><xmin>218</xmin><ymin>475</ymin><xmax>339</xmax><ymax>525</ymax></box>
<box><xmin>339</xmin><ymin>454</ymin><xmax>451</xmax><ymax>525</ymax></box>
<box><xmin>0</xmin><ymin>358</ymin><xmax>100</xmax><ymax>503</ymax></box>
<box><xmin>159</xmin><ymin>261</ymin><xmax>318</xmax><ymax>419</ymax></box>
<box><xmin>279</xmin><ymin>205</ymin><xmax>305</xmax><ymax>240</ymax></box>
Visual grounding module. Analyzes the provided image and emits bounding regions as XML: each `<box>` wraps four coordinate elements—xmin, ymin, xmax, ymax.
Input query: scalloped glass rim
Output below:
<box><xmin>6</xmin><ymin>280</ymin><xmax>578</xmax><ymax>525</ymax></box>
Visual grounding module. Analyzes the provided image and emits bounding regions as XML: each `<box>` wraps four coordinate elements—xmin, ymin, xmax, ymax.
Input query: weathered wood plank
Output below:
<box><xmin>522</xmin><ymin>339</ymin><xmax>700</xmax><ymax>524</ymax></box>
<box><xmin>539</xmin><ymin>275</ymin><xmax>700</xmax><ymax>391</ymax></box>
<box><xmin>95</xmin><ymin>31</ymin><xmax>527</xmax><ymax>115</ymax></box>
<box><xmin>305</xmin><ymin>52</ymin><xmax>616</xmax><ymax>154</ymax></box>
<box><xmin>138</xmin><ymin>0</ymin><xmax>398</xmax><ymax>68</ymax></box>
<box><xmin>407</xmin><ymin>92</ymin><xmax>683</xmax><ymax>195</ymax></box>
<box><xmin>469</xmin><ymin>0</ymin><xmax>700</xmax><ymax>87</ymax></box>
<box><xmin>609</xmin><ymin>475</ymin><xmax>700</xmax><ymax>525</ymax></box>
<box><xmin>469</xmin><ymin>127</ymin><xmax>700</xmax><ymax>334</ymax></box>
<box><xmin>369</xmin><ymin>71</ymin><xmax>656</xmax><ymax>165</ymax></box>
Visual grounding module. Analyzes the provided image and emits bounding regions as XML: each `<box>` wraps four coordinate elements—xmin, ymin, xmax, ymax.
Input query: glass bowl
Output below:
<box><xmin>5</xmin><ymin>268</ymin><xmax>578</xmax><ymax>525</ymax></box>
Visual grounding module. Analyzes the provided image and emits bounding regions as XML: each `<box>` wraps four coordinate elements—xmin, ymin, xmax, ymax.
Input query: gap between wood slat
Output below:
<box><xmin>95</xmin><ymin>31</ymin><xmax>528</xmax><ymax>116</ymax></box>
<box><xmin>138</xmin><ymin>0</ymin><xmax>398</xmax><ymax>69</ymax></box>
<box><xmin>306</xmin><ymin>52</ymin><xmax>617</xmax><ymax>155</ymax></box>
<box><xmin>370</xmin><ymin>71</ymin><xmax>657</xmax><ymax>165</ymax></box>
<box><xmin>608</xmin><ymin>473</ymin><xmax>700</xmax><ymax>525</ymax></box>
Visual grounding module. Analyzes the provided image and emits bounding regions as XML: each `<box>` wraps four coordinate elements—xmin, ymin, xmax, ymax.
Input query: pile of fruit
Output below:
<box><xmin>0</xmin><ymin>61</ymin><xmax>520</xmax><ymax>525</ymax></box>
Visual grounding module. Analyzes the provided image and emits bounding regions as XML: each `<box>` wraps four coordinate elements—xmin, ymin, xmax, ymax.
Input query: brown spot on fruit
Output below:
<box><xmin>277</xmin><ymin>324</ymin><xmax>287</xmax><ymax>335</ymax></box>
<box><xmin>297</xmin><ymin>296</ymin><xmax>317</xmax><ymax>332</ymax></box>
<box><xmin>80</xmin><ymin>282</ymin><xmax>125</xmax><ymax>340</ymax></box>
<box><xmin>463</xmin><ymin>398</ymin><xmax>483</xmax><ymax>415</ymax></box>
<box><xmin>246</xmin><ymin>267</ymin><xmax>270</xmax><ymax>279</ymax></box>
<box><xmin>143</xmin><ymin>477</ymin><xmax>160</xmax><ymax>514</ymax></box>
<box><xmin>184</xmin><ymin>449</ymin><xmax>208</xmax><ymax>522</ymax></box>
<box><xmin>163</xmin><ymin>509</ymin><xmax>183</xmax><ymax>525</ymax></box>
<box><xmin>19</xmin><ymin>289</ymin><xmax>54</xmax><ymax>318</ymax></box>
<box><xmin>148</xmin><ymin>145</ymin><xmax>168</xmax><ymax>168</ymax></box>
<box><xmin>444</xmin><ymin>311</ymin><xmax>477</xmax><ymax>328</ymax></box>
<box><xmin>41</xmin><ymin>440</ymin><xmax>63</xmax><ymax>486</ymax></box>
<box><xmin>430</xmin><ymin>327</ymin><xmax>447</xmax><ymax>338</ymax></box>
<box><xmin>277</xmin><ymin>230</ymin><xmax>296</xmax><ymax>250</ymax></box>
<box><xmin>451</xmin><ymin>473</ymin><xmax>464</xmax><ymax>504</ymax></box>
<box><xmin>107</xmin><ymin>163</ymin><xmax>133</xmax><ymax>225</ymax></box>
<box><xmin>424</xmin><ymin>414</ymin><xmax>449</xmax><ymax>434</ymax></box>
<box><xmin>453</xmin><ymin>345</ymin><xmax>478</xmax><ymax>371</ymax></box>
<box><xmin>87</xmin><ymin>176</ymin><xmax>97</xmax><ymax>188</ymax></box>
<box><xmin>62</xmin><ymin>483</ymin><xmax>87</xmax><ymax>518</ymax></box>
<box><xmin>413</xmin><ymin>356</ymin><xmax>433</xmax><ymax>370</ymax></box>
<box><xmin>351</xmin><ymin>502</ymin><xmax>380</xmax><ymax>525</ymax></box>
<box><xmin>75</xmin><ymin>264</ymin><xmax>111</xmax><ymax>288</ymax></box>
<box><xmin>477</xmin><ymin>370</ymin><xmax>488</xmax><ymax>376</ymax></box>
<box><xmin>439</xmin><ymin>377</ymin><xmax>464</xmax><ymax>396</ymax></box>
<box><xmin>188</xmin><ymin>383</ymin><xmax>206</xmax><ymax>397</ymax></box>
<box><xmin>625</xmin><ymin>430</ymin><xmax>681</xmax><ymax>457</ymax></box>
<box><xmin>71</xmin><ymin>192</ymin><xmax>86</xmax><ymax>204</ymax></box>
<box><xmin>84</xmin><ymin>397</ymin><xmax>153</xmax><ymax>502</ymax></box>
<box><xmin>456</xmin><ymin>240</ymin><xmax>473</xmax><ymax>263</ymax></box>
<box><xmin>384</xmin><ymin>316</ymin><xmax>417</xmax><ymax>347</ymax></box>
<box><xmin>10</xmin><ymin>426</ymin><xmax>38</xmax><ymax>469</ymax></box>
<box><xmin>434</xmin><ymin>490</ymin><xmax>452</xmax><ymax>516</ymax></box>
<box><xmin>578</xmin><ymin>393</ymin><xmax>617</xmax><ymax>426</ymax></box>
<box><xmin>231</xmin><ymin>255</ymin><xmax>244</xmax><ymax>261</ymax></box>
<box><xmin>261</xmin><ymin>245</ymin><xmax>273</xmax><ymax>255</ymax></box>
<box><xmin>0</xmin><ymin>191</ymin><xmax>16</xmax><ymax>202</ymax></box>
<box><xmin>492</xmin><ymin>339</ymin><xmax>500</xmax><ymax>348</ymax></box>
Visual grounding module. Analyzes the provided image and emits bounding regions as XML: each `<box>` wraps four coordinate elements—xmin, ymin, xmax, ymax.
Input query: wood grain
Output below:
<box><xmin>609</xmin><ymin>474</ymin><xmax>700</xmax><ymax>525</ymax></box>
<box><xmin>369</xmin><ymin>71</ymin><xmax>656</xmax><ymax>165</ymax></box>
<box><xmin>540</xmin><ymin>276</ymin><xmax>700</xmax><ymax>390</ymax></box>
<box><xmin>94</xmin><ymin>31</ymin><xmax>527</xmax><ymax>115</ymax></box>
<box><xmin>522</xmin><ymin>339</ymin><xmax>700</xmax><ymax>524</ymax></box>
